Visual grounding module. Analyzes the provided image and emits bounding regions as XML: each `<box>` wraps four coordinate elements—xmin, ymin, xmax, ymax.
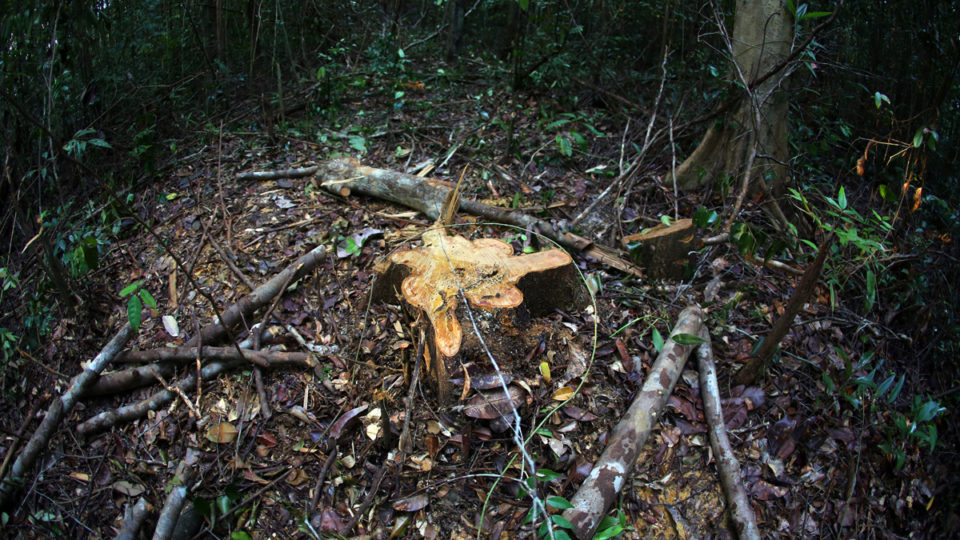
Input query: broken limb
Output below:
<box><xmin>562</xmin><ymin>306</ymin><xmax>704</xmax><ymax>539</ymax></box>
<box><xmin>733</xmin><ymin>233</ymin><xmax>833</xmax><ymax>385</ymax></box>
<box><xmin>152</xmin><ymin>449</ymin><xmax>198</xmax><ymax>540</ymax></box>
<box><xmin>184</xmin><ymin>243</ymin><xmax>326</xmax><ymax>347</ymax></box>
<box><xmin>79</xmin><ymin>347</ymin><xmax>318</xmax><ymax>434</ymax></box>
<box><xmin>697</xmin><ymin>328</ymin><xmax>761</xmax><ymax>540</ymax></box>
<box><xmin>313</xmin><ymin>157</ymin><xmax>643</xmax><ymax>277</ymax></box>
<box><xmin>117</xmin><ymin>346</ymin><xmax>316</xmax><ymax>367</ymax></box>
<box><xmin>115</xmin><ymin>497</ymin><xmax>150</xmax><ymax>540</ymax></box>
<box><xmin>78</xmin><ymin>358</ymin><xmax>243</xmax><ymax>435</ymax></box>
<box><xmin>0</xmin><ymin>323</ymin><xmax>134</xmax><ymax>509</ymax></box>
<box><xmin>236</xmin><ymin>165</ymin><xmax>319</xmax><ymax>181</ymax></box>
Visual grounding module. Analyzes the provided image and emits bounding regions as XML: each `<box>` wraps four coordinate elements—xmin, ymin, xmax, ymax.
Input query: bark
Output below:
<box><xmin>733</xmin><ymin>234</ymin><xmax>833</xmax><ymax>385</ymax></box>
<box><xmin>314</xmin><ymin>157</ymin><xmax>643</xmax><ymax>276</ymax></box>
<box><xmin>671</xmin><ymin>0</ymin><xmax>794</xmax><ymax>198</ymax></box>
<box><xmin>0</xmin><ymin>323</ymin><xmax>133</xmax><ymax>509</ymax></box>
<box><xmin>622</xmin><ymin>218</ymin><xmax>699</xmax><ymax>280</ymax></box>
<box><xmin>697</xmin><ymin>328</ymin><xmax>761</xmax><ymax>540</ymax></box>
<box><xmin>77</xmin><ymin>359</ymin><xmax>242</xmax><ymax>435</ymax></box>
<box><xmin>183</xmin><ymin>243</ymin><xmax>326</xmax><ymax>347</ymax></box>
<box><xmin>115</xmin><ymin>497</ymin><xmax>150</xmax><ymax>540</ymax></box>
<box><xmin>152</xmin><ymin>450</ymin><xmax>198</xmax><ymax>540</ymax></box>
<box><xmin>562</xmin><ymin>306</ymin><xmax>704</xmax><ymax>539</ymax></box>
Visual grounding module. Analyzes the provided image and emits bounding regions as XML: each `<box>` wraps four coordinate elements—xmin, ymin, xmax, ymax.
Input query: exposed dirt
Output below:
<box><xmin>0</xmin><ymin>57</ymin><xmax>954</xmax><ymax>539</ymax></box>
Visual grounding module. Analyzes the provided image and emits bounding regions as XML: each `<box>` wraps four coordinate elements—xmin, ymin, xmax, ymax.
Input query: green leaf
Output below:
<box><xmin>651</xmin><ymin>327</ymin><xmax>664</xmax><ymax>353</ymax></box>
<box><xmin>822</xmin><ymin>371</ymin><xmax>835</xmax><ymax>394</ymax></box>
<box><xmin>552</xmin><ymin>514</ymin><xmax>574</xmax><ymax>529</ymax></box>
<box><xmin>348</xmin><ymin>135</ymin><xmax>367</xmax><ymax>153</ymax></box>
<box><xmin>556</xmin><ymin>135</ymin><xmax>572</xmax><ymax>157</ymax></box>
<box><xmin>516</xmin><ymin>0</ymin><xmax>529</xmax><ymax>11</ymax></box>
<box><xmin>89</xmin><ymin>138</ymin><xmax>112</xmax><ymax>148</ymax></box>
<box><xmin>876</xmin><ymin>373</ymin><xmax>895</xmax><ymax>400</ymax></box>
<box><xmin>547</xmin><ymin>496</ymin><xmax>574</xmax><ymax>510</ymax></box>
<box><xmin>864</xmin><ymin>269</ymin><xmax>876</xmax><ymax>312</ymax></box>
<box><xmin>693</xmin><ymin>207</ymin><xmax>719</xmax><ymax>229</ymax></box>
<box><xmin>672</xmin><ymin>333</ymin><xmax>707</xmax><ymax>345</ymax></box>
<box><xmin>913</xmin><ymin>128</ymin><xmax>924</xmax><ymax>148</ymax></box>
<box><xmin>550</xmin><ymin>530</ymin><xmax>572</xmax><ymax>540</ymax></box>
<box><xmin>594</xmin><ymin>525</ymin><xmax>624</xmax><ymax>540</ymax></box>
<box><xmin>139</xmin><ymin>289</ymin><xmax>157</xmax><ymax>309</ymax></box>
<box><xmin>887</xmin><ymin>374</ymin><xmax>905</xmax><ymax>403</ymax></box>
<box><xmin>231</xmin><ymin>532</ymin><xmax>254</xmax><ymax>540</ymax></box>
<box><xmin>127</xmin><ymin>295</ymin><xmax>143</xmax><ymax>332</ymax></box>
<box><xmin>873</xmin><ymin>91</ymin><xmax>890</xmax><ymax>109</ymax></box>
<box><xmin>837</xmin><ymin>186</ymin><xmax>847</xmax><ymax>210</ymax></box>
<box><xmin>120</xmin><ymin>281</ymin><xmax>142</xmax><ymax>297</ymax></box>
<box><xmin>536</xmin><ymin>468</ymin><xmax>563</xmax><ymax>482</ymax></box>
<box><xmin>801</xmin><ymin>10</ymin><xmax>832</xmax><ymax>19</ymax></box>
<box><xmin>659</xmin><ymin>215</ymin><xmax>672</xmax><ymax>226</ymax></box>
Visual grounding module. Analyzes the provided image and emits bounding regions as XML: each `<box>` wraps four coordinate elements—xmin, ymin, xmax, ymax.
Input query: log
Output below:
<box><xmin>622</xmin><ymin>218</ymin><xmax>698</xmax><ymax>280</ymax></box>
<box><xmin>562</xmin><ymin>306</ymin><xmax>703</xmax><ymax>539</ymax></box>
<box><xmin>313</xmin><ymin>157</ymin><xmax>643</xmax><ymax>277</ymax></box>
<box><xmin>697</xmin><ymin>328</ymin><xmax>760</xmax><ymax>540</ymax></box>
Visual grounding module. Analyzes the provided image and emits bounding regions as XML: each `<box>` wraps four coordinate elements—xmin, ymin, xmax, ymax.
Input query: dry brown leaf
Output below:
<box><xmin>206</xmin><ymin>422</ymin><xmax>239</xmax><ymax>444</ymax></box>
<box><xmin>463</xmin><ymin>386</ymin><xmax>524</xmax><ymax>419</ymax></box>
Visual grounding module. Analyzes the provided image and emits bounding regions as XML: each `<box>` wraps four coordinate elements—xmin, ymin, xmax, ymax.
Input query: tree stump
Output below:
<box><xmin>374</xmin><ymin>226</ymin><xmax>588</xmax><ymax>404</ymax></box>
<box><xmin>622</xmin><ymin>218</ymin><xmax>699</xmax><ymax>280</ymax></box>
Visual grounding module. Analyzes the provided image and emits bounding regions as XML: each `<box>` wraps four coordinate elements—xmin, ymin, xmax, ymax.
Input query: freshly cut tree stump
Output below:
<box><xmin>375</xmin><ymin>226</ymin><xmax>588</xmax><ymax>403</ymax></box>
<box><xmin>622</xmin><ymin>218</ymin><xmax>698</xmax><ymax>280</ymax></box>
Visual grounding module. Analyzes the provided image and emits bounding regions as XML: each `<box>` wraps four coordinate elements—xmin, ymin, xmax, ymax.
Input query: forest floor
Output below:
<box><xmin>1</xmin><ymin>56</ymin><xmax>955</xmax><ymax>538</ymax></box>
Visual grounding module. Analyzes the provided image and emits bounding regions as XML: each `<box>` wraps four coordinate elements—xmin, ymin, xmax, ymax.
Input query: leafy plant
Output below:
<box><xmin>119</xmin><ymin>281</ymin><xmax>157</xmax><ymax>332</ymax></box>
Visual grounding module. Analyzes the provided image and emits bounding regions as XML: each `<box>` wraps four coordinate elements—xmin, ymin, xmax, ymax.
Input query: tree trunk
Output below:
<box><xmin>672</xmin><ymin>0</ymin><xmax>793</xmax><ymax>198</ymax></box>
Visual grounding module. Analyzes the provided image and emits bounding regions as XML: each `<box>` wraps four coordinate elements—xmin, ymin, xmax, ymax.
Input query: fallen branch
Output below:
<box><xmin>78</xmin><ymin>359</ymin><xmax>242</xmax><ymax>435</ymax></box>
<box><xmin>184</xmin><ymin>244</ymin><xmax>327</xmax><ymax>347</ymax></box>
<box><xmin>697</xmin><ymin>328</ymin><xmax>761</xmax><ymax>540</ymax></box>
<box><xmin>0</xmin><ymin>323</ymin><xmax>134</xmax><ymax>509</ymax></box>
<box><xmin>117</xmin><ymin>346</ymin><xmax>315</xmax><ymax>367</ymax></box>
<box><xmin>236</xmin><ymin>165</ymin><xmax>318</xmax><ymax>181</ymax></box>
<box><xmin>87</xmin><ymin>327</ymin><xmax>291</xmax><ymax>397</ymax></box>
<box><xmin>733</xmin><ymin>233</ymin><xmax>833</xmax><ymax>385</ymax></box>
<box><xmin>562</xmin><ymin>306</ymin><xmax>704</xmax><ymax>538</ymax></box>
<box><xmin>152</xmin><ymin>449</ymin><xmax>198</xmax><ymax>540</ymax></box>
<box><xmin>115</xmin><ymin>497</ymin><xmax>150</xmax><ymax>540</ymax></box>
<box><xmin>311</xmin><ymin>158</ymin><xmax>643</xmax><ymax>277</ymax></box>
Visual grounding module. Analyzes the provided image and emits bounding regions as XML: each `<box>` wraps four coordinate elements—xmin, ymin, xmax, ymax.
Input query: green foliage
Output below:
<box><xmin>820</xmin><ymin>347</ymin><xmax>946</xmax><ymax>472</ymax></box>
<box><xmin>120</xmin><ymin>280</ymin><xmax>157</xmax><ymax>332</ymax></box>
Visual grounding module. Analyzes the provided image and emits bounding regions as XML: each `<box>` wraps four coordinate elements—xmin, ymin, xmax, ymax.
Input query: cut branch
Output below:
<box><xmin>0</xmin><ymin>323</ymin><xmax>134</xmax><ymax>509</ymax></box>
<box><xmin>312</xmin><ymin>158</ymin><xmax>643</xmax><ymax>276</ymax></box>
<box><xmin>562</xmin><ymin>306</ymin><xmax>704</xmax><ymax>538</ymax></box>
<box><xmin>184</xmin><ymin>244</ymin><xmax>326</xmax><ymax>347</ymax></box>
<box><xmin>697</xmin><ymin>328</ymin><xmax>761</xmax><ymax>540</ymax></box>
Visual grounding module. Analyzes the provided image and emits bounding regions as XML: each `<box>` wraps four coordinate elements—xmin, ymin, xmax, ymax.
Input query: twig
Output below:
<box><xmin>308</xmin><ymin>445</ymin><xmax>338</xmax><ymax>514</ymax></box>
<box><xmin>0</xmin><ymin>323</ymin><xmax>134</xmax><ymax>509</ymax></box>
<box><xmin>697</xmin><ymin>328</ymin><xmax>761</xmax><ymax>540</ymax></box>
<box><xmin>343</xmin><ymin>458</ymin><xmax>391</xmax><ymax>535</ymax></box>
<box><xmin>216</xmin><ymin>469</ymin><xmax>292</xmax><ymax>526</ymax></box>
<box><xmin>0</xmin><ymin>395</ymin><xmax>46</xmax><ymax>482</ymax></box>
<box><xmin>398</xmin><ymin>337</ymin><xmax>425</xmax><ymax>456</ymax></box>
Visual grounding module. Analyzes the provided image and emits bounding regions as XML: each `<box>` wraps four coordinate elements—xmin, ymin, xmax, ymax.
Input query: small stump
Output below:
<box><xmin>623</xmin><ymin>218</ymin><xmax>699</xmax><ymax>280</ymax></box>
<box><xmin>374</xmin><ymin>227</ymin><xmax>588</xmax><ymax>405</ymax></box>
